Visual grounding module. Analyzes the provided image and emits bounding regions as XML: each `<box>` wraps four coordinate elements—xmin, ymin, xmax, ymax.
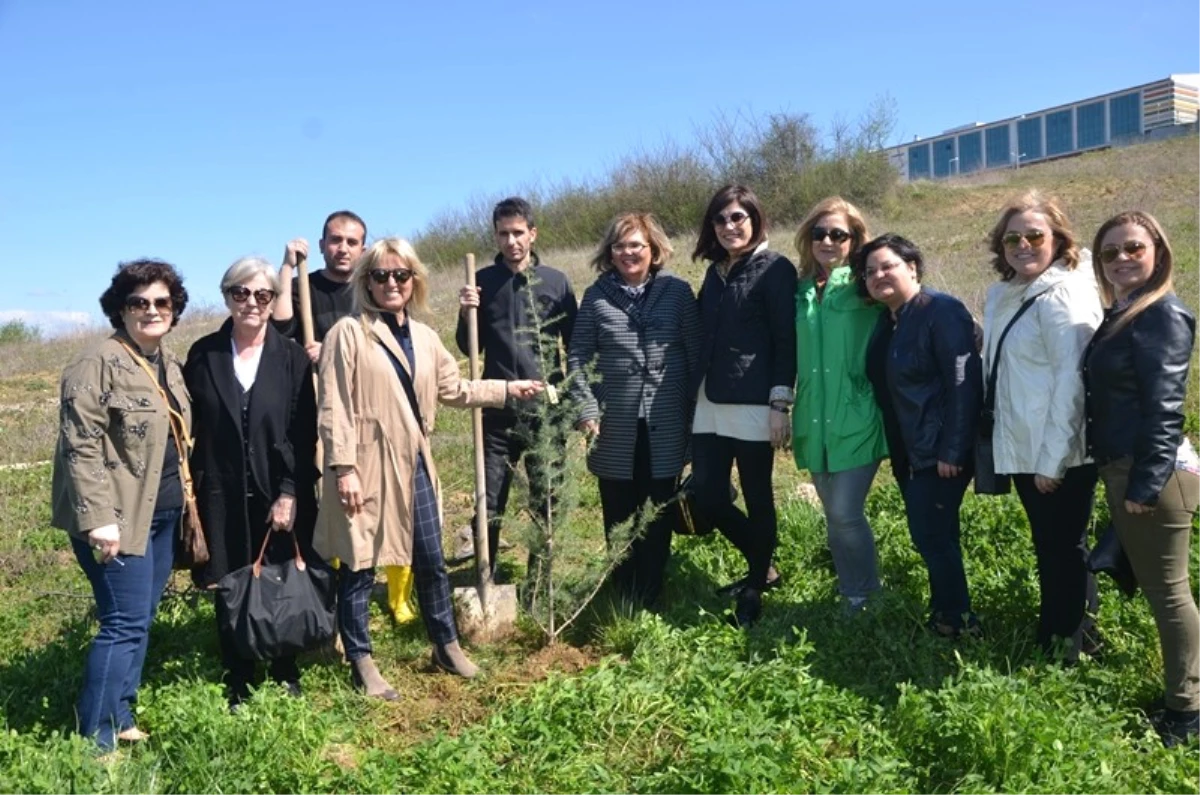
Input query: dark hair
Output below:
<box><xmin>322</xmin><ymin>210</ymin><xmax>367</xmax><ymax>242</ymax></box>
<box><xmin>691</xmin><ymin>184</ymin><xmax>769</xmax><ymax>263</ymax></box>
<box><xmin>492</xmin><ymin>196</ymin><xmax>536</xmax><ymax>230</ymax></box>
<box><xmin>99</xmin><ymin>259</ymin><xmax>189</xmax><ymax>329</ymax></box>
<box><xmin>851</xmin><ymin>233</ymin><xmax>925</xmax><ymax>298</ymax></box>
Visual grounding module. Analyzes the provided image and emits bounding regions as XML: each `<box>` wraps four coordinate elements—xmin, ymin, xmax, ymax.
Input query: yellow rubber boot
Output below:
<box><xmin>386</xmin><ymin>565</ymin><xmax>418</xmax><ymax>624</ymax></box>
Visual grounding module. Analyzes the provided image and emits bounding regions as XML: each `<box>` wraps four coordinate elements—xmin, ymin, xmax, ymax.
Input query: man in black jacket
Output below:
<box><xmin>454</xmin><ymin>197</ymin><xmax>578</xmax><ymax>572</ymax></box>
<box><xmin>272</xmin><ymin>210</ymin><xmax>367</xmax><ymax>363</ymax></box>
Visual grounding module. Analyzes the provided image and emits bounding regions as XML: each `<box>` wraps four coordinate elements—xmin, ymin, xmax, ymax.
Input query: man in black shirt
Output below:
<box><xmin>272</xmin><ymin>210</ymin><xmax>367</xmax><ymax>363</ymax></box>
<box><xmin>455</xmin><ymin>197</ymin><xmax>578</xmax><ymax>573</ymax></box>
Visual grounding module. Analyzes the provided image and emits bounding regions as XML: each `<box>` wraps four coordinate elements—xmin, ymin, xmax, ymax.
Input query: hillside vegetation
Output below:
<box><xmin>0</xmin><ymin>134</ymin><xmax>1197</xmax><ymax>793</ymax></box>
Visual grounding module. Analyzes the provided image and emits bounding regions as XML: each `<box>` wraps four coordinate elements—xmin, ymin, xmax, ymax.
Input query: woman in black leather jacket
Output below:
<box><xmin>1083</xmin><ymin>211</ymin><xmax>1198</xmax><ymax>748</ymax></box>
<box><xmin>855</xmin><ymin>234</ymin><xmax>983</xmax><ymax>637</ymax></box>
<box><xmin>690</xmin><ymin>184</ymin><xmax>798</xmax><ymax>627</ymax></box>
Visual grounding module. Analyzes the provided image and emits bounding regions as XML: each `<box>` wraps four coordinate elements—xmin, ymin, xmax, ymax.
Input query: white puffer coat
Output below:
<box><xmin>983</xmin><ymin>254</ymin><xmax>1103</xmax><ymax>478</ymax></box>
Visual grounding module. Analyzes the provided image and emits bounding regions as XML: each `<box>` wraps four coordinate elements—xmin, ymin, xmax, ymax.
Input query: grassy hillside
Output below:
<box><xmin>0</xmin><ymin>134</ymin><xmax>1197</xmax><ymax>793</ymax></box>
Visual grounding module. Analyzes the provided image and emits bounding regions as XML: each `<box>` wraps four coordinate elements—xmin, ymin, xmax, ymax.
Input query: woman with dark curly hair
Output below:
<box><xmin>51</xmin><ymin>259</ymin><xmax>191</xmax><ymax>752</ymax></box>
<box><xmin>856</xmin><ymin>235</ymin><xmax>982</xmax><ymax>637</ymax></box>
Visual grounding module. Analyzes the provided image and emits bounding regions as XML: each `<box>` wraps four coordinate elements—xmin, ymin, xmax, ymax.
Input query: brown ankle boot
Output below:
<box><xmin>350</xmin><ymin>656</ymin><xmax>399</xmax><ymax>700</ymax></box>
<box><xmin>432</xmin><ymin>640</ymin><xmax>479</xmax><ymax>679</ymax></box>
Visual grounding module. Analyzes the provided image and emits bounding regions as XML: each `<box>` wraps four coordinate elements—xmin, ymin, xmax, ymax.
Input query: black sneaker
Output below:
<box><xmin>1155</xmin><ymin>708</ymin><xmax>1199</xmax><ymax>748</ymax></box>
<box><xmin>716</xmin><ymin>566</ymin><xmax>781</xmax><ymax>597</ymax></box>
<box><xmin>726</xmin><ymin>588</ymin><xmax>762</xmax><ymax>629</ymax></box>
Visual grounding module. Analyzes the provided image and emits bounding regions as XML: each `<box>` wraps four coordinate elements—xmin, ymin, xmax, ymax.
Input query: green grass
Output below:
<box><xmin>0</xmin><ymin>135</ymin><xmax>1198</xmax><ymax>793</ymax></box>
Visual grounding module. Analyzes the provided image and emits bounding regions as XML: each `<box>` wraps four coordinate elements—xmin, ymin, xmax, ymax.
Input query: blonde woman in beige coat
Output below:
<box><xmin>314</xmin><ymin>238</ymin><xmax>543</xmax><ymax>699</ymax></box>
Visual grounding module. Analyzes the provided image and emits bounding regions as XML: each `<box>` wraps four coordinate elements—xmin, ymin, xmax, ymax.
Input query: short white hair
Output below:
<box><xmin>220</xmin><ymin>256</ymin><xmax>280</xmax><ymax>294</ymax></box>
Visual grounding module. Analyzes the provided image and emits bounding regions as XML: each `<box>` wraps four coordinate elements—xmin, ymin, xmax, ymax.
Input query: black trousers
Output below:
<box><xmin>1013</xmin><ymin>464</ymin><xmax>1099</xmax><ymax>658</ymax></box>
<box><xmin>690</xmin><ymin>433</ymin><xmax>777</xmax><ymax>592</ymax></box>
<box><xmin>597</xmin><ymin>420</ymin><xmax>677</xmax><ymax>607</ymax></box>
<box><xmin>474</xmin><ymin>410</ymin><xmax>561</xmax><ymax>573</ymax></box>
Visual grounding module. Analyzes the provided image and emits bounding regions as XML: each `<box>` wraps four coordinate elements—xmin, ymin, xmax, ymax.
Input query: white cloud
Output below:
<box><xmin>0</xmin><ymin>309</ymin><xmax>96</xmax><ymax>336</ymax></box>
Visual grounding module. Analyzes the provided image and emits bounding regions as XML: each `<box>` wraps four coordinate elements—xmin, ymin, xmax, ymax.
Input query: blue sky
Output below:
<box><xmin>1</xmin><ymin>0</ymin><xmax>1197</xmax><ymax>332</ymax></box>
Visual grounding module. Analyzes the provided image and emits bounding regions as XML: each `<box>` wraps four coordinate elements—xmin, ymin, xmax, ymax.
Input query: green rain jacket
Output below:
<box><xmin>792</xmin><ymin>265</ymin><xmax>888</xmax><ymax>473</ymax></box>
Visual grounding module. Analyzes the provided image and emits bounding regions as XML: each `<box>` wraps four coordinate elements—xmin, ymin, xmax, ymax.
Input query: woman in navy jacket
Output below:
<box><xmin>690</xmin><ymin>185</ymin><xmax>798</xmax><ymax>627</ymax></box>
<box><xmin>856</xmin><ymin>234</ymin><xmax>983</xmax><ymax>637</ymax></box>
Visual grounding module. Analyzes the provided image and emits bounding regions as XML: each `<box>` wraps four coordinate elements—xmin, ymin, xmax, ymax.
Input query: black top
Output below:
<box><xmin>455</xmin><ymin>254</ymin><xmax>578</xmax><ymax>403</ymax></box>
<box><xmin>693</xmin><ymin>248</ymin><xmax>797</xmax><ymax>404</ymax></box>
<box><xmin>272</xmin><ymin>269</ymin><xmax>355</xmax><ymax>343</ymax></box>
<box><xmin>865</xmin><ymin>288</ymin><xmax>982</xmax><ymax>474</ymax></box>
<box><xmin>155</xmin><ymin>358</ymin><xmax>184</xmax><ymax>510</ymax></box>
<box><xmin>1083</xmin><ymin>292</ymin><xmax>1195</xmax><ymax>505</ymax></box>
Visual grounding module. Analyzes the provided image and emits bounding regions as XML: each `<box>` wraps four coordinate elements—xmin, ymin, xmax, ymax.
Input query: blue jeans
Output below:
<box><xmin>811</xmin><ymin>461</ymin><xmax>882</xmax><ymax>600</ymax></box>
<box><xmin>895</xmin><ymin>467</ymin><xmax>973</xmax><ymax>627</ymax></box>
<box><xmin>71</xmin><ymin>507</ymin><xmax>179</xmax><ymax>750</ymax></box>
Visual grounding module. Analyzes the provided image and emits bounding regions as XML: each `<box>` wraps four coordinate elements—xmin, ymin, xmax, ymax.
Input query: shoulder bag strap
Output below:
<box><xmin>985</xmin><ymin>295</ymin><xmax>1041</xmax><ymax>415</ymax></box>
<box><xmin>117</xmin><ymin>339</ymin><xmax>196</xmax><ymax>496</ymax></box>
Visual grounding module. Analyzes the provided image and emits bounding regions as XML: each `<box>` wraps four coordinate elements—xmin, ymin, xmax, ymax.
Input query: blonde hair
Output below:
<box><xmin>794</xmin><ymin>197</ymin><xmax>870</xmax><ymax>280</ymax></box>
<box><xmin>589</xmin><ymin>212</ymin><xmax>674</xmax><ymax>273</ymax></box>
<box><xmin>351</xmin><ymin>237</ymin><xmax>430</xmax><ymax>320</ymax></box>
<box><xmin>1092</xmin><ymin>210</ymin><xmax>1176</xmax><ymax>336</ymax></box>
<box><xmin>987</xmin><ymin>190</ymin><xmax>1080</xmax><ymax>280</ymax></box>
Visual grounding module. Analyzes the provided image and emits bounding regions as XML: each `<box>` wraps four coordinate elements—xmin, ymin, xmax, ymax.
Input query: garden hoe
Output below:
<box><xmin>452</xmin><ymin>253</ymin><xmax>519</xmax><ymax>641</ymax></box>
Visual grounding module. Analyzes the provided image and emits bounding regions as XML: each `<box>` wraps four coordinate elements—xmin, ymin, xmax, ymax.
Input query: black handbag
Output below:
<box><xmin>1088</xmin><ymin>522</ymin><xmax>1138</xmax><ymax>598</ymax></box>
<box><xmin>976</xmin><ymin>295</ymin><xmax>1040</xmax><ymax>495</ymax></box>
<box><xmin>215</xmin><ymin>531</ymin><xmax>336</xmax><ymax>661</ymax></box>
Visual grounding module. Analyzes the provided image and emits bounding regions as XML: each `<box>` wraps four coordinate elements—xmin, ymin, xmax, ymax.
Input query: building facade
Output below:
<box><xmin>886</xmin><ymin>74</ymin><xmax>1199</xmax><ymax>181</ymax></box>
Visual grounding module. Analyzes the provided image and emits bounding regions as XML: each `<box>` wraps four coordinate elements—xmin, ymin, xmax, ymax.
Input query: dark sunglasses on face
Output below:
<box><xmin>1002</xmin><ymin>230</ymin><xmax>1047</xmax><ymax>249</ymax></box>
<box><xmin>227</xmin><ymin>285</ymin><xmax>277</xmax><ymax>306</ymax></box>
<box><xmin>1099</xmin><ymin>240</ymin><xmax>1148</xmax><ymax>265</ymax></box>
<box><xmin>125</xmin><ymin>296</ymin><xmax>173</xmax><ymax>312</ymax></box>
<box><xmin>368</xmin><ymin>267</ymin><xmax>414</xmax><ymax>285</ymax></box>
<box><xmin>713</xmin><ymin>211</ymin><xmax>750</xmax><ymax>227</ymax></box>
<box><xmin>811</xmin><ymin>226</ymin><xmax>852</xmax><ymax>244</ymax></box>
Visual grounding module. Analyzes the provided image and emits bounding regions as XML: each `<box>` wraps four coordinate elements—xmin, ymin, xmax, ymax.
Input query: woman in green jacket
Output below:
<box><xmin>792</xmin><ymin>197</ymin><xmax>888</xmax><ymax>612</ymax></box>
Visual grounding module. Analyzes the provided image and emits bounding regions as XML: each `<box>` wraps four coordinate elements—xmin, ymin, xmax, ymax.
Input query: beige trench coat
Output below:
<box><xmin>313</xmin><ymin>314</ymin><xmax>507</xmax><ymax>570</ymax></box>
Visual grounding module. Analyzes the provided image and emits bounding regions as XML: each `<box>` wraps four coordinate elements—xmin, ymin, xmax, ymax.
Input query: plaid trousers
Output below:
<box><xmin>338</xmin><ymin>453</ymin><xmax>458</xmax><ymax>660</ymax></box>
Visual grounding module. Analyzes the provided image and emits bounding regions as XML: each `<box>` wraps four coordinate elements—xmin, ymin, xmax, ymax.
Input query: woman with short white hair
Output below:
<box><xmin>184</xmin><ymin>255</ymin><xmax>319</xmax><ymax>709</ymax></box>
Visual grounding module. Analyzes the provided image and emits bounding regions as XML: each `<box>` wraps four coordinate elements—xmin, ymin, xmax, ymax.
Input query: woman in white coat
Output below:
<box><xmin>982</xmin><ymin>191</ymin><xmax>1103</xmax><ymax>662</ymax></box>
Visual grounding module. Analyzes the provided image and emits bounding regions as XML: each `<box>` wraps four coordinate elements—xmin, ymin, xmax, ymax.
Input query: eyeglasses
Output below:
<box><xmin>864</xmin><ymin>260</ymin><xmax>903</xmax><ymax>280</ymax></box>
<box><xmin>713</xmin><ymin>211</ymin><xmax>750</xmax><ymax>227</ymax></box>
<box><xmin>1002</xmin><ymin>230</ymin><xmax>1047</xmax><ymax>249</ymax></box>
<box><xmin>368</xmin><ymin>268</ymin><xmax>415</xmax><ymax>285</ymax></box>
<box><xmin>125</xmin><ymin>296</ymin><xmax>173</xmax><ymax>312</ymax></box>
<box><xmin>1099</xmin><ymin>240</ymin><xmax>1148</xmax><ymax>265</ymax></box>
<box><xmin>811</xmin><ymin>226</ymin><xmax>852</xmax><ymax>244</ymax></box>
<box><xmin>610</xmin><ymin>242</ymin><xmax>648</xmax><ymax>255</ymax></box>
<box><xmin>227</xmin><ymin>285</ymin><xmax>277</xmax><ymax>306</ymax></box>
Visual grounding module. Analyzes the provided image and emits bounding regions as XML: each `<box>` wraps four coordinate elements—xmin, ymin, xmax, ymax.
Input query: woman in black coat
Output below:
<box><xmin>690</xmin><ymin>185</ymin><xmax>798</xmax><ymax>627</ymax></box>
<box><xmin>855</xmin><ymin>234</ymin><xmax>983</xmax><ymax>638</ymax></box>
<box><xmin>568</xmin><ymin>212</ymin><xmax>701</xmax><ymax>607</ymax></box>
<box><xmin>184</xmin><ymin>256</ymin><xmax>318</xmax><ymax>708</ymax></box>
<box><xmin>1083</xmin><ymin>211</ymin><xmax>1198</xmax><ymax>747</ymax></box>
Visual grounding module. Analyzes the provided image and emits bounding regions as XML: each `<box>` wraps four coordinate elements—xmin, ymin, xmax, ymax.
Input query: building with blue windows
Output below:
<box><xmin>886</xmin><ymin>74</ymin><xmax>1199</xmax><ymax>181</ymax></box>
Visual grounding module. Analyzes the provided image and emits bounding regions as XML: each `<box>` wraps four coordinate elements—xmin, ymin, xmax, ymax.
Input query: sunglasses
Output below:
<box><xmin>368</xmin><ymin>267</ymin><xmax>415</xmax><ymax>285</ymax></box>
<box><xmin>227</xmin><ymin>285</ymin><xmax>277</xmax><ymax>306</ymax></box>
<box><xmin>713</xmin><ymin>211</ymin><xmax>750</xmax><ymax>227</ymax></box>
<box><xmin>1002</xmin><ymin>230</ymin><xmax>1047</xmax><ymax>249</ymax></box>
<box><xmin>125</xmin><ymin>296</ymin><xmax>173</xmax><ymax>312</ymax></box>
<box><xmin>1099</xmin><ymin>240</ymin><xmax>1148</xmax><ymax>265</ymax></box>
<box><xmin>811</xmin><ymin>226</ymin><xmax>852</xmax><ymax>244</ymax></box>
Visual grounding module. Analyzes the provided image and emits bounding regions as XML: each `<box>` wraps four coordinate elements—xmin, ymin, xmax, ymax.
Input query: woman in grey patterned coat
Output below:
<box><xmin>568</xmin><ymin>212</ymin><xmax>701</xmax><ymax>606</ymax></box>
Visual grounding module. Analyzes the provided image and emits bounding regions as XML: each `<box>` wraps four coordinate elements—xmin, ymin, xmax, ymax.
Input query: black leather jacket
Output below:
<box><xmin>1083</xmin><ymin>292</ymin><xmax>1195</xmax><ymax>505</ymax></box>
<box><xmin>865</xmin><ymin>288</ymin><xmax>982</xmax><ymax>473</ymax></box>
<box><xmin>694</xmin><ymin>248</ymin><xmax>797</xmax><ymax>404</ymax></box>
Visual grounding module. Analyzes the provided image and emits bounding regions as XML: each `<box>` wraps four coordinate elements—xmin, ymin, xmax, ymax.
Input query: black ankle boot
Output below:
<box><xmin>727</xmin><ymin>588</ymin><xmax>762</xmax><ymax>629</ymax></box>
